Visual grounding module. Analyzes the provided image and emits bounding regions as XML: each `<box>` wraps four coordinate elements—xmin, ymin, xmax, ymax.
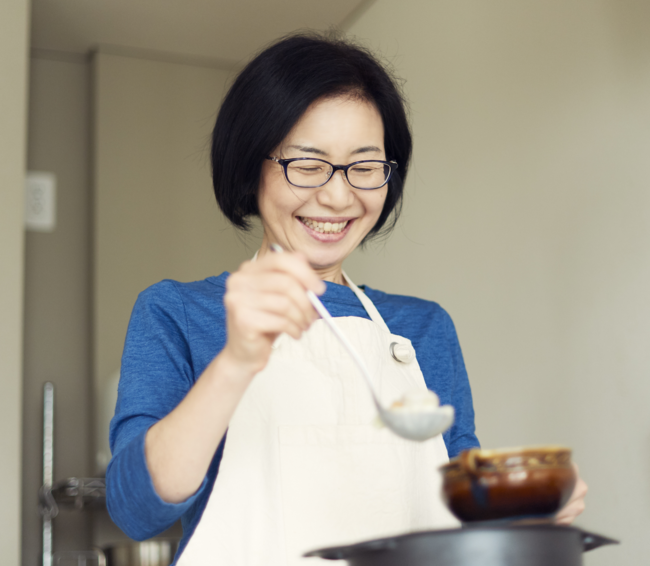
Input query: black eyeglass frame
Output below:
<box><xmin>266</xmin><ymin>156</ymin><xmax>398</xmax><ymax>190</ymax></box>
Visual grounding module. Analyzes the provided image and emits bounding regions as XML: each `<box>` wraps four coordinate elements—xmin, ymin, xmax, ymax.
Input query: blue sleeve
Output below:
<box><xmin>440</xmin><ymin>310</ymin><xmax>480</xmax><ymax>458</ymax></box>
<box><xmin>106</xmin><ymin>280</ymin><xmax>208</xmax><ymax>540</ymax></box>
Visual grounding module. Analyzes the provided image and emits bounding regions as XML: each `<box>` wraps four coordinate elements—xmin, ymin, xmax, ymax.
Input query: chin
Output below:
<box><xmin>307</xmin><ymin>255</ymin><xmax>344</xmax><ymax>271</ymax></box>
<box><xmin>303</xmin><ymin>247</ymin><xmax>349</xmax><ymax>272</ymax></box>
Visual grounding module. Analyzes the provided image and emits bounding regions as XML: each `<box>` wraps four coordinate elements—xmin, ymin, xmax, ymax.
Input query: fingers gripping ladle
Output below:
<box><xmin>269</xmin><ymin>243</ymin><xmax>454</xmax><ymax>441</ymax></box>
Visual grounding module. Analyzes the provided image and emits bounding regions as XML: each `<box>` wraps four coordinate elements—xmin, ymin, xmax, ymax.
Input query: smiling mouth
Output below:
<box><xmin>298</xmin><ymin>217</ymin><xmax>351</xmax><ymax>234</ymax></box>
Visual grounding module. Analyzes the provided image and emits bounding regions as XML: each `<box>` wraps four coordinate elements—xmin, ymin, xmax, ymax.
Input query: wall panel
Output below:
<box><xmin>346</xmin><ymin>2</ymin><xmax>650</xmax><ymax>563</ymax></box>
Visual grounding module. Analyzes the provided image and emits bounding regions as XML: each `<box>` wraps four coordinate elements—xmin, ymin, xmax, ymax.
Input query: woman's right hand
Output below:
<box><xmin>221</xmin><ymin>251</ymin><xmax>326</xmax><ymax>378</ymax></box>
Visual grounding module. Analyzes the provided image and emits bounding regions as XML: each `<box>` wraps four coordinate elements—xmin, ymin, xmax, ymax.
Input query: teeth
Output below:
<box><xmin>300</xmin><ymin>218</ymin><xmax>349</xmax><ymax>234</ymax></box>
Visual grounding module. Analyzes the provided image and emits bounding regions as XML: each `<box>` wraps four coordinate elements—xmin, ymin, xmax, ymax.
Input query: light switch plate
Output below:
<box><xmin>25</xmin><ymin>171</ymin><xmax>57</xmax><ymax>232</ymax></box>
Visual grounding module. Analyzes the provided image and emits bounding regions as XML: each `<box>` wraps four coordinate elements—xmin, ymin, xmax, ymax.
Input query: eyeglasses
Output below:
<box><xmin>267</xmin><ymin>156</ymin><xmax>397</xmax><ymax>190</ymax></box>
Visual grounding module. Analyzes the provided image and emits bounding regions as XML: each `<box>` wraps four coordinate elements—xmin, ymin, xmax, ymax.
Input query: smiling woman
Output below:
<box><xmin>105</xmin><ymin>32</ymin><xmax>476</xmax><ymax>566</ymax></box>
<box><xmin>104</xmin><ymin>32</ymin><xmax>580</xmax><ymax>566</ymax></box>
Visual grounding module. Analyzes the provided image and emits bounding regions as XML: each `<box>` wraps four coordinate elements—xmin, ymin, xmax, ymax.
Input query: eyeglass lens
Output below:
<box><xmin>286</xmin><ymin>160</ymin><xmax>390</xmax><ymax>189</ymax></box>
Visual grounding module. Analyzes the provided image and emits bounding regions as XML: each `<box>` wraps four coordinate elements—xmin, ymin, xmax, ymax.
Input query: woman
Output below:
<box><xmin>107</xmin><ymin>34</ymin><xmax>586</xmax><ymax>565</ymax></box>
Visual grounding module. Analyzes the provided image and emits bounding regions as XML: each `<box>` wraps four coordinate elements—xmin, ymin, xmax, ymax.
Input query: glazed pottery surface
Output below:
<box><xmin>439</xmin><ymin>446</ymin><xmax>577</xmax><ymax>522</ymax></box>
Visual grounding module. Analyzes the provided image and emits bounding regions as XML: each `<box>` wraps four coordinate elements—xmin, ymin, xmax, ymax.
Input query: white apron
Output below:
<box><xmin>177</xmin><ymin>273</ymin><xmax>459</xmax><ymax>566</ymax></box>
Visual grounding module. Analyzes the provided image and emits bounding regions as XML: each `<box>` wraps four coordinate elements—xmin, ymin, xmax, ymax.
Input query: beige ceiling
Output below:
<box><xmin>31</xmin><ymin>0</ymin><xmax>370</xmax><ymax>66</ymax></box>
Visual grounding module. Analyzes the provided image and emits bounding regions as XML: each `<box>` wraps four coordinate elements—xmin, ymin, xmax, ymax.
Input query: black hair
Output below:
<box><xmin>211</xmin><ymin>32</ymin><xmax>412</xmax><ymax>241</ymax></box>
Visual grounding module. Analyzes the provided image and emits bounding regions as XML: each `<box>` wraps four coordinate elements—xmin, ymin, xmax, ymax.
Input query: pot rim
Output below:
<box><xmin>100</xmin><ymin>538</ymin><xmax>180</xmax><ymax>550</ymax></box>
<box><xmin>458</xmin><ymin>445</ymin><xmax>570</xmax><ymax>458</ymax></box>
<box><xmin>441</xmin><ymin>445</ymin><xmax>572</xmax><ymax>470</ymax></box>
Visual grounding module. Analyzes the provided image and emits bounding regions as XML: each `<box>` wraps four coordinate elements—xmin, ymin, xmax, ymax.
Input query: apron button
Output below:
<box><xmin>390</xmin><ymin>342</ymin><xmax>415</xmax><ymax>363</ymax></box>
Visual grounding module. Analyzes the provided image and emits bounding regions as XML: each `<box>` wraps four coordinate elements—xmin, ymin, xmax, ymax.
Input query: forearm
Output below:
<box><xmin>144</xmin><ymin>349</ymin><xmax>255</xmax><ymax>503</ymax></box>
<box><xmin>107</xmin><ymin>428</ymin><xmax>197</xmax><ymax>540</ymax></box>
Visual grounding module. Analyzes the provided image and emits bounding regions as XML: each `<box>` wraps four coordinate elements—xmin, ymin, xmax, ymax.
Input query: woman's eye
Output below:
<box><xmin>296</xmin><ymin>166</ymin><xmax>323</xmax><ymax>174</ymax></box>
<box><xmin>350</xmin><ymin>166</ymin><xmax>379</xmax><ymax>175</ymax></box>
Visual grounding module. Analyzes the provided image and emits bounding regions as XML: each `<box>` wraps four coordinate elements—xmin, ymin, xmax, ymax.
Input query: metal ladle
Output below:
<box><xmin>270</xmin><ymin>244</ymin><xmax>455</xmax><ymax>441</ymax></box>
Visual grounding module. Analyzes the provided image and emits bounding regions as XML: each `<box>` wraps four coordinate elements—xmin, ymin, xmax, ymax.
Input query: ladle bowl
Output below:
<box><xmin>378</xmin><ymin>404</ymin><xmax>455</xmax><ymax>442</ymax></box>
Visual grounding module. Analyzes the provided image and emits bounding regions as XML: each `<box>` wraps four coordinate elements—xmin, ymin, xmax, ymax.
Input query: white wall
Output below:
<box><xmin>0</xmin><ymin>1</ymin><xmax>30</xmax><ymax>564</ymax></box>
<box><xmin>93</xmin><ymin>51</ymin><xmax>256</xmax><ymax>395</ymax></box>
<box><xmin>346</xmin><ymin>1</ymin><xmax>650</xmax><ymax>563</ymax></box>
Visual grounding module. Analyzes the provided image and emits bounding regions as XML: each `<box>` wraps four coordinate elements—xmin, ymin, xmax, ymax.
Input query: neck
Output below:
<box><xmin>257</xmin><ymin>240</ymin><xmax>347</xmax><ymax>286</ymax></box>
<box><xmin>314</xmin><ymin>265</ymin><xmax>346</xmax><ymax>286</ymax></box>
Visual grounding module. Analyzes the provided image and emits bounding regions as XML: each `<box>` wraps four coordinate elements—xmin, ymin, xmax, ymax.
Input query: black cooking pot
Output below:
<box><xmin>304</xmin><ymin>525</ymin><xmax>618</xmax><ymax>566</ymax></box>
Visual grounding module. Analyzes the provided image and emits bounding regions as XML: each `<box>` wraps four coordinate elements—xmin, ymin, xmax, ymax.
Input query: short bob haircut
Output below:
<box><xmin>211</xmin><ymin>32</ymin><xmax>412</xmax><ymax>242</ymax></box>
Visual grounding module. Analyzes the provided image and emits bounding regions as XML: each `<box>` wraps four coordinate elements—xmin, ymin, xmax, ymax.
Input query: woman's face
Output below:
<box><xmin>258</xmin><ymin>96</ymin><xmax>388</xmax><ymax>278</ymax></box>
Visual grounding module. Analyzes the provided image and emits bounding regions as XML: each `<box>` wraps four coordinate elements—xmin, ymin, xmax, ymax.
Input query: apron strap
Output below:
<box><xmin>342</xmin><ymin>271</ymin><xmax>391</xmax><ymax>333</ymax></box>
<box><xmin>250</xmin><ymin>251</ymin><xmax>391</xmax><ymax>333</ymax></box>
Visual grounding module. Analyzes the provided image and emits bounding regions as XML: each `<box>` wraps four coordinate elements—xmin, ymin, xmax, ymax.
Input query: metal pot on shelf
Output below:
<box><xmin>50</xmin><ymin>541</ymin><xmax>179</xmax><ymax>566</ymax></box>
<box><xmin>98</xmin><ymin>539</ymin><xmax>180</xmax><ymax>566</ymax></box>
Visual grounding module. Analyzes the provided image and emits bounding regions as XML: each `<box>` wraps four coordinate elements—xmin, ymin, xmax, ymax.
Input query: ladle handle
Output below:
<box><xmin>269</xmin><ymin>244</ymin><xmax>381</xmax><ymax>404</ymax></box>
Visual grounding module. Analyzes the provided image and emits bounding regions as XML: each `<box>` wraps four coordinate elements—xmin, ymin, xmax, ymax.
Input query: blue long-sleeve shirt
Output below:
<box><xmin>106</xmin><ymin>273</ymin><xmax>479</xmax><ymax>553</ymax></box>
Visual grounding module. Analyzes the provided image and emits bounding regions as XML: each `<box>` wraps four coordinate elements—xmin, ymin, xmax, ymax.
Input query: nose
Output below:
<box><xmin>316</xmin><ymin>170</ymin><xmax>355</xmax><ymax>210</ymax></box>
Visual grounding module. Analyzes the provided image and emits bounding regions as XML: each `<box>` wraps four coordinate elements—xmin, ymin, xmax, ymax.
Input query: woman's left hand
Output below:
<box><xmin>554</xmin><ymin>463</ymin><xmax>588</xmax><ymax>525</ymax></box>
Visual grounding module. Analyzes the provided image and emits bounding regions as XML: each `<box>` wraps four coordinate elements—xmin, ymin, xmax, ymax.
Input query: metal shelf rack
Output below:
<box><xmin>39</xmin><ymin>382</ymin><xmax>107</xmax><ymax>566</ymax></box>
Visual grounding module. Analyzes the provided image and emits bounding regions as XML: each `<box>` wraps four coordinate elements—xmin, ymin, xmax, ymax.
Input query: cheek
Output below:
<box><xmin>258</xmin><ymin>167</ymin><xmax>284</xmax><ymax>214</ymax></box>
<box><xmin>258</xmin><ymin>170</ymin><xmax>305</xmax><ymax>223</ymax></box>
<box><xmin>365</xmin><ymin>188</ymin><xmax>388</xmax><ymax>219</ymax></box>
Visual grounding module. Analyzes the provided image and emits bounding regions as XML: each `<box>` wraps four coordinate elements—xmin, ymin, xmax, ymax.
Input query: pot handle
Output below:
<box><xmin>581</xmin><ymin>530</ymin><xmax>619</xmax><ymax>552</ymax></box>
<box><xmin>303</xmin><ymin>538</ymin><xmax>398</xmax><ymax>560</ymax></box>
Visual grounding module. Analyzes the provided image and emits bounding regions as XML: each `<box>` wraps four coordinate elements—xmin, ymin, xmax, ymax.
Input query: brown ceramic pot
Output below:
<box><xmin>440</xmin><ymin>446</ymin><xmax>577</xmax><ymax>522</ymax></box>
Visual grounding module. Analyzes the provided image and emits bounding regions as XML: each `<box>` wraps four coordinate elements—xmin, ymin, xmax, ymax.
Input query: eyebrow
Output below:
<box><xmin>286</xmin><ymin>145</ymin><xmax>328</xmax><ymax>156</ymax></box>
<box><xmin>351</xmin><ymin>145</ymin><xmax>382</xmax><ymax>155</ymax></box>
<box><xmin>286</xmin><ymin>144</ymin><xmax>383</xmax><ymax>156</ymax></box>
